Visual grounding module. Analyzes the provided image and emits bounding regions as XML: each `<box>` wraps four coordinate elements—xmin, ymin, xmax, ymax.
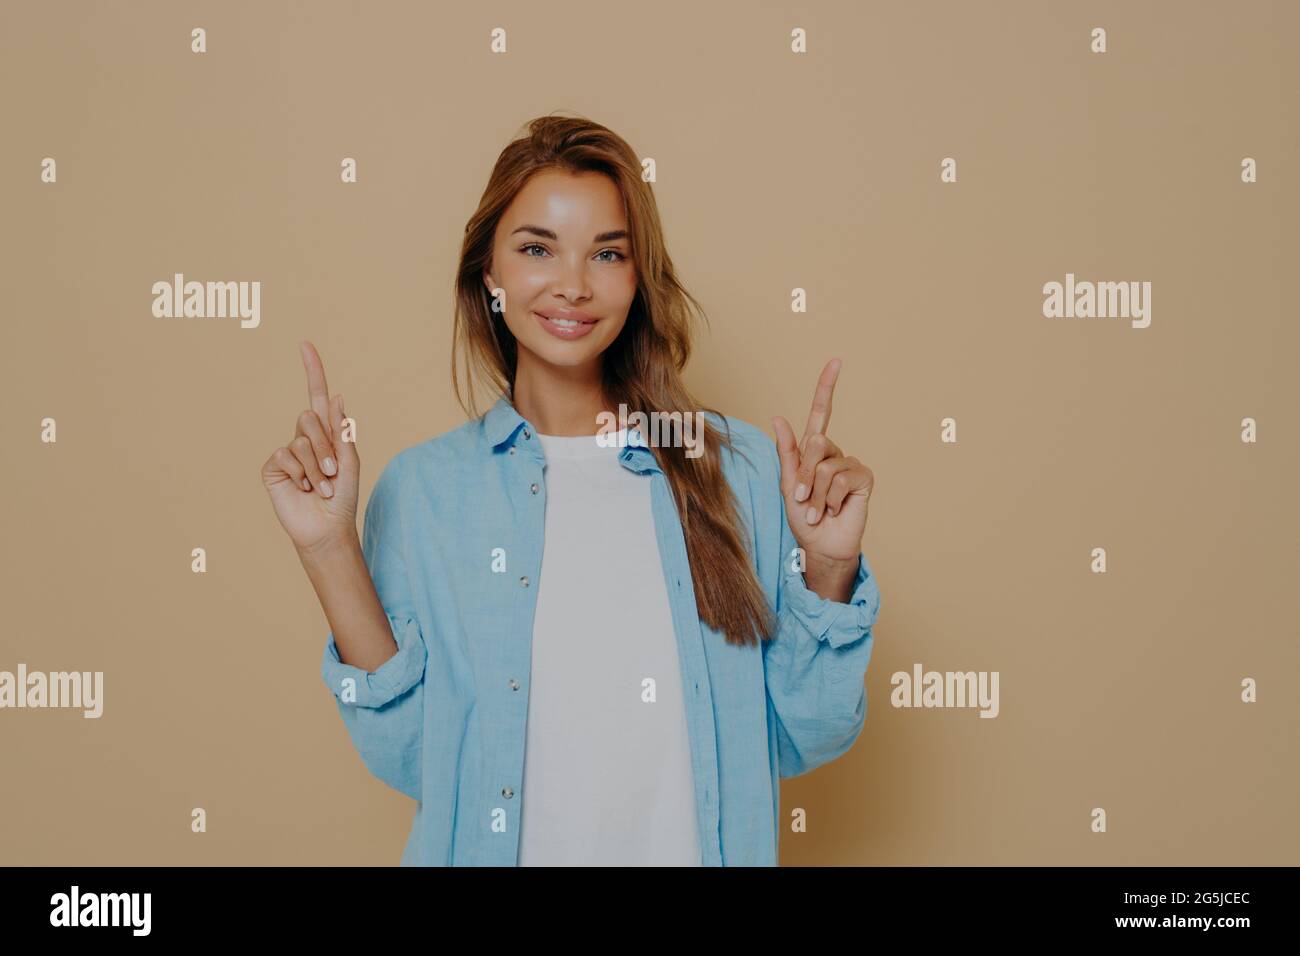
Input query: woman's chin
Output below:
<box><xmin>521</xmin><ymin>337</ymin><xmax>605</xmax><ymax>367</ymax></box>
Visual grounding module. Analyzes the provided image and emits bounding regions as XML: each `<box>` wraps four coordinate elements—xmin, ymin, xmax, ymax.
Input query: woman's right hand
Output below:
<box><xmin>261</xmin><ymin>340</ymin><xmax>361</xmax><ymax>557</ymax></box>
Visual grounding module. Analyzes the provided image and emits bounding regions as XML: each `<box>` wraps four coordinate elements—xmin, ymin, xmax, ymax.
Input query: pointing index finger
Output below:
<box><xmin>299</xmin><ymin>340</ymin><xmax>333</xmax><ymax>440</ymax></box>
<box><xmin>802</xmin><ymin>358</ymin><xmax>842</xmax><ymax>442</ymax></box>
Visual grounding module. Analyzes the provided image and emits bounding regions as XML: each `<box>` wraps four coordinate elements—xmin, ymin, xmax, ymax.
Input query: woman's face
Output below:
<box><xmin>484</xmin><ymin>168</ymin><xmax>637</xmax><ymax>377</ymax></box>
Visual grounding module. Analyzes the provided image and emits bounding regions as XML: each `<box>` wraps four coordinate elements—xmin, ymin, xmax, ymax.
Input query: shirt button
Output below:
<box><xmin>509</xmin><ymin>447</ymin><xmax>517</xmax><ymax>456</ymax></box>
<box><xmin>520</xmin><ymin>576</ymin><xmax>530</xmax><ymax>587</ymax></box>
<box><xmin>530</xmin><ymin>483</ymin><xmax>539</xmax><ymax>494</ymax></box>
<box><xmin>502</xmin><ymin>786</ymin><xmax>514</xmax><ymax>798</ymax></box>
<box><xmin>522</xmin><ymin>429</ymin><xmax>531</xmax><ymax>440</ymax></box>
<box><xmin>508</xmin><ymin>678</ymin><xmax>520</xmax><ymax>690</ymax></box>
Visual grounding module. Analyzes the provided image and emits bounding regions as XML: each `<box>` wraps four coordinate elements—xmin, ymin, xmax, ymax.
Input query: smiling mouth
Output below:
<box><xmin>533</xmin><ymin>311</ymin><xmax>601</xmax><ymax>339</ymax></box>
<box><xmin>537</xmin><ymin>312</ymin><xmax>598</xmax><ymax>327</ymax></box>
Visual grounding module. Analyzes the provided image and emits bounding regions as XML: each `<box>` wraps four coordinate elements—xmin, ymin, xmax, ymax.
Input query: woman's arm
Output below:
<box><xmin>763</xmin><ymin>456</ymin><xmax>881</xmax><ymax>779</ymax></box>
<box><xmin>757</xmin><ymin>358</ymin><xmax>882</xmax><ymax>777</ymax></box>
<box><xmin>299</xmin><ymin>535</ymin><xmax>399</xmax><ymax>673</ymax></box>
<box><xmin>315</xmin><ymin>456</ymin><xmax>428</xmax><ymax>801</ymax></box>
<box><xmin>261</xmin><ymin>341</ymin><xmax>427</xmax><ymax>800</ymax></box>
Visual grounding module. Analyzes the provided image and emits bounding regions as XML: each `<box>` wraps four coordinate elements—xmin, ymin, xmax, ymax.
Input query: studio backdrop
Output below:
<box><xmin>1</xmin><ymin>0</ymin><xmax>1296</xmax><ymax>865</ymax></box>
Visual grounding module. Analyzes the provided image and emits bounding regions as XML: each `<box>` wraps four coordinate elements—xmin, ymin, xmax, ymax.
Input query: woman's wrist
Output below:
<box><xmin>801</xmin><ymin>551</ymin><xmax>859</xmax><ymax>604</ymax></box>
<box><xmin>297</xmin><ymin>530</ymin><xmax>363</xmax><ymax>571</ymax></box>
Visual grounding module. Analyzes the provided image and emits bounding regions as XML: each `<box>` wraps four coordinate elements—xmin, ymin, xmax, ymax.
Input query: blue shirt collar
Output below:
<box><xmin>483</xmin><ymin>393</ymin><xmax>528</xmax><ymax>448</ymax></box>
<box><xmin>481</xmin><ymin>393</ymin><xmax>661</xmax><ymax>475</ymax></box>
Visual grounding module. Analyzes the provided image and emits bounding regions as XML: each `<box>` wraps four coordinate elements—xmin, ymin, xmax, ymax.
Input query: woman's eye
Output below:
<box><xmin>519</xmin><ymin>244</ymin><xmax>626</xmax><ymax>262</ymax></box>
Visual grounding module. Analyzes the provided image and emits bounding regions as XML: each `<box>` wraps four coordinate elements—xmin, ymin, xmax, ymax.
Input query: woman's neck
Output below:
<box><xmin>510</xmin><ymin>359</ymin><xmax>609</xmax><ymax>437</ymax></box>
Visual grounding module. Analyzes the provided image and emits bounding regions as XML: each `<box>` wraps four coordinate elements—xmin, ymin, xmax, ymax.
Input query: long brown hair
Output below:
<box><xmin>451</xmin><ymin>113</ymin><xmax>776</xmax><ymax>648</ymax></box>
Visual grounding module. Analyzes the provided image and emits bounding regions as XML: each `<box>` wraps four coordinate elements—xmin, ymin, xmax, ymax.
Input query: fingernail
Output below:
<box><xmin>806</xmin><ymin>506</ymin><xmax>819</xmax><ymax>524</ymax></box>
<box><xmin>320</xmin><ymin>479</ymin><xmax>333</xmax><ymax>498</ymax></box>
<box><xmin>301</xmin><ymin>478</ymin><xmax>311</xmax><ymax>491</ymax></box>
<box><xmin>323</xmin><ymin>457</ymin><xmax>337</xmax><ymax>476</ymax></box>
<box><xmin>794</xmin><ymin>483</ymin><xmax>808</xmax><ymax>502</ymax></box>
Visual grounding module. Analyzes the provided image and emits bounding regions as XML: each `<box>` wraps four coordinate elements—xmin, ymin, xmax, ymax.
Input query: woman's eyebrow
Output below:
<box><xmin>510</xmin><ymin>224</ymin><xmax>629</xmax><ymax>243</ymax></box>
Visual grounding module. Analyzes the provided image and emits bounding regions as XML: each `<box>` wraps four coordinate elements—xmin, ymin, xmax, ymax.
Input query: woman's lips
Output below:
<box><xmin>534</xmin><ymin>311</ymin><xmax>599</xmax><ymax>340</ymax></box>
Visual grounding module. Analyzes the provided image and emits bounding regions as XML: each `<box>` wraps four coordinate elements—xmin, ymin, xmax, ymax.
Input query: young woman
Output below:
<box><xmin>261</xmin><ymin>115</ymin><xmax>881</xmax><ymax>866</ymax></box>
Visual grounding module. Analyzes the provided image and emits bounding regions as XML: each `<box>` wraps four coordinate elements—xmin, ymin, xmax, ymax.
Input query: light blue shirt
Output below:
<box><xmin>321</xmin><ymin>394</ymin><xmax>882</xmax><ymax>865</ymax></box>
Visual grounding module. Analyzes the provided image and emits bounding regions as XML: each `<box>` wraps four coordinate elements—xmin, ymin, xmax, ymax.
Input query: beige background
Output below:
<box><xmin>1</xmin><ymin>0</ymin><xmax>1296</xmax><ymax>865</ymax></box>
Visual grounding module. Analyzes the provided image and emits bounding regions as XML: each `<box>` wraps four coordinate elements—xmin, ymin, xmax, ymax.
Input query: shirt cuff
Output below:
<box><xmin>321</xmin><ymin>615</ymin><xmax>427</xmax><ymax>708</ymax></box>
<box><xmin>781</xmin><ymin>552</ymin><xmax>881</xmax><ymax>648</ymax></box>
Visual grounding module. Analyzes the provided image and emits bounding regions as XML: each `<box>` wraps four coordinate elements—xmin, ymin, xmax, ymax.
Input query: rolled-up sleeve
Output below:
<box><xmin>322</xmin><ymin>615</ymin><xmax>425</xmax><ymax>709</ymax></box>
<box><xmin>320</xmin><ymin>455</ymin><xmax>427</xmax><ymax>800</ymax></box>
<box><xmin>760</xmin><ymin>439</ymin><xmax>881</xmax><ymax>779</ymax></box>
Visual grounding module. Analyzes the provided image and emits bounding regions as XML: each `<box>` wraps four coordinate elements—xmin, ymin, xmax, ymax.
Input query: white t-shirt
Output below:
<box><xmin>516</xmin><ymin>426</ymin><xmax>703</xmax><ymax>866</ymax></box>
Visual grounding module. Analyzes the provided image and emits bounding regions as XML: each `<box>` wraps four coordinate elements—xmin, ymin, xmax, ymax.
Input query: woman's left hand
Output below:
<box><xmin>772</xmin><ymin>358</ymin><xmax>875</xmax><ymax>566</ymax></box>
